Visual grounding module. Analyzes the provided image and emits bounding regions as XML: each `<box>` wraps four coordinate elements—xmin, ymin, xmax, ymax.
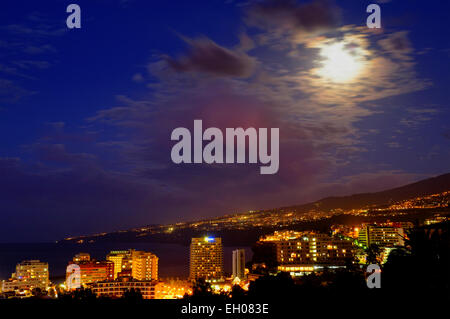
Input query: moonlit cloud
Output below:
<box><xmin>246</xmin><ymin>0</ymin><xmax>340</xmax><ymax>45</ymax></box>
<box><xmin>82</xmin><ymin>1</ymin><xmax>433</xmax><ymax>221</ymax></box>
<box><xmin>83</xmin><ymin>15</ymin><xmax>431</xmax><ymax>228</ymax></box>
<box><xmin>165</xmin><ymin>37</ymin><xmax>256</xmax><ymax>78</ymax></box>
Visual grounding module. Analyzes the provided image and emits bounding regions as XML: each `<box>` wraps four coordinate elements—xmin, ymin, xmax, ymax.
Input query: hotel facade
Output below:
<box><xmin>358</xmin><ymin>225</ymin><xmax>406</xmax><ymax>247</ymax></box>
<box><xmin>131</xmin><ymin>250</ymin><xmax>158</xmax><ymax>281</ymax></box>
<box><xmin>1</xmin><ymin>260</ymin><xmax>49</xmax><ymax>293</ymax></box>
<box><xmin>190</xmin><ymin>237</ymin><xmax>224</xmax><ymax>281</ymax></box>
<box><xmin>106</xmin><ymin>249</ymin><xmax>134</xmax><ymax>279</ymax></box>
<box><xmin>232</xmin><ymin>249</ymin><xmax>246</xmax><ymax>280</ymax></box>
<box><xmin>66</xmin><ymin>253</ymin><xmax>114</xmax><ymax>289</ymax></box>
<box><xmin>90</xmin><ymin>277</ymin><xmax>157</xmax><ymax>299</ymax></box>
<box><xmin>260</xmin><ymin>231</ymin><xmax>354</xmax><ymax>276</ymax></box>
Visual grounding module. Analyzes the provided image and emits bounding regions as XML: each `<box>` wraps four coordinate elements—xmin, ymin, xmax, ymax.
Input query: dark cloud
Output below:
<box><xmin>379</xmin><ymin>31</ymin><xmax>412</xmax><ymax>56</ymax></box>
<box><xmin>247</xmin><ymin>0</ymin><xmax>339</xmax><ymax>34</ymax></box>
<box><xmin>166</xmin><ymin>38</ymin><xmax>256</xmax><ymax>78</ymax></box>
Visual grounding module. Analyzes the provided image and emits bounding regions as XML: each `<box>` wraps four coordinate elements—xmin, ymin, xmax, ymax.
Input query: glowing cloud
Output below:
<box><xmin>316</xmin><ymin>41</ymin><xmax>365</xmax><ymax>83</ymax></box>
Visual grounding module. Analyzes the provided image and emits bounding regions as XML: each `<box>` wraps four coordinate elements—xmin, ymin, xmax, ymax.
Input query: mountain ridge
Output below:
<box><xmin>279</xmin><ymin>172</ymin><xmax>450</xmax><ymax>213</ymax></box>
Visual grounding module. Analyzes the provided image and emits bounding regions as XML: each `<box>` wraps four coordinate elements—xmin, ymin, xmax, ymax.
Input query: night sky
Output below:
<box><xmin>0</xmin><ymin>0</ymin><xmax>449</xmax><ymax>242</ymax></box>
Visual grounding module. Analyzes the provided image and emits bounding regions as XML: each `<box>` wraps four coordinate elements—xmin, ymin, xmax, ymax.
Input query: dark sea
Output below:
<box><xmin>0</xmin><ymin>243</ymin><xmax>252</xmax><ymax>284</ymax></box>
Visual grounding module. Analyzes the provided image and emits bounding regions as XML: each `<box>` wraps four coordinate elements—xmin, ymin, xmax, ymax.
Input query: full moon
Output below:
<box><xmin>317</xmin><ymin>42</ymin><xmax>364</xmax><ymax>83</ymax></box>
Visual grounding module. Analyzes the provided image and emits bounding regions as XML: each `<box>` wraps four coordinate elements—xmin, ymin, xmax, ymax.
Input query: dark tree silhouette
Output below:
<box><xmin>71</xmin><ymin>287</ymin><xmax>97</xmax><ymax>301</ymax></box>
<box><xmin>248</xmin><ymin>272</ymin><xmax>295</xmax><ymax>300</ymax></box>
<box><xmin>249</xmin><ymin>242</ymin><xmax>278</xmax><ymax>273</ymax></box>
<box><xmin>383</xmin><ymin>221</ymin><xmax>450</xmax><ymax>302</ymax></box>
<box><xmin>366</xmin><ymin>244</ymin><xmax>381</xmax><ymax>264</ymax></box>
<box><xmin>229</xmin><ymin>284</ymin><xmax>247</xmax><ymax>299</ymax></box>
<box><xmin>31</xmin><ymin>287</ymin><xmax>44</xmax><ymax>298</ymax></box>
<box><xmin>191</xmin><ymin>278</ymin><xmax>213</xmax><ymax>298</ymax></box>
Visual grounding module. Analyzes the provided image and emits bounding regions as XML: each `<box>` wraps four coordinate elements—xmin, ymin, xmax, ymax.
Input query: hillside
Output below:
<box><xmin>285</xmin><ymin>173</ymin><xmax>450</xmax><ymax>213</ymax></box>
<box><xmin>61</xmin><ymin>172</ymin><xmax>450</xmax><ymax>245</ymax></box>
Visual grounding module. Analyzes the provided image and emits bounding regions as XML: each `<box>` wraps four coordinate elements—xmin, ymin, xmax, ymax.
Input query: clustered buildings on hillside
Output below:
<box><xmin>332</xmin><ymin>222</ymin><xmax>414</xmax><ymax>263</ymax></box>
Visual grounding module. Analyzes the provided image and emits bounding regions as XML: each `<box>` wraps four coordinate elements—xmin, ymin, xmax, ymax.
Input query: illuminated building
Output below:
<box><xmin>190</xmin><ymin>237</ymin><xmax>223</xmax><ymax>281</ymax></box>
<box><xmin>131</xmin><ymin>250</ymin><xmax>159</xmax><ymax>281</ymax></box>
<box><xmin>389</xmin><ymin>222</ymin><xmax>414</xmax><ymax>229</ymax></box>
<box><xmin>79</xmin><ymin>261</ymin><xmax>114</xmax><ymax>284</ymax></box>
<box><xmin>1</xmin><ymin>260</ymin><xmax>49</xmax><ymax>292</ymax></box>
<box><xmin>106</xmin><ymin>249</ymin><xmax>134</xmax><ymax>279</ymax></box>
<box><xmin>358</xmin><ymin>225</ymin><xmax>405</xmax><ymax>247</ymax></box>
<box><xmin>117</xmin><ymin>269</ymin><xmax>132</xmax><ymax>278</ymax></box>
<box><xmin>358</xmin><ymin>227</ymin><xmax>369</xmax><ymax>247</ymax></box>
<box><xmin>73</xmin><ymin>253</ymin><xmax>90</xmax><ymax>263</ymax></box>
<box><xmin>232</xmin><ymin>249</ymin><xmax>246</xmax><ymax>280</ymax></box>
<box><xmin>259</xmin><ymin>231</ymin><xmax>354</xmax><ymax>276</ymax></box>
<box><xmin>277</xmin><ymin>265</ymin><xmax>315</xmax><ymax>274</ymax></box>
<box><xmin>90</xmin><ymin>277</ymin><xmax>157</xmax><ymax>299</ymax></box>
<box><xmin>331</xmin><ymin>225</ymin><xmax>361</xmax><ymax>239</ymax></box>
<box><xmin>424</xmin><ymin>215</ymin><xmax>448</xmax><ymax>225</ymax></box>
<box><xmin>66</xmin><ymin>260</ymin><xmax>114</xmax><ymax>289</ymax></box>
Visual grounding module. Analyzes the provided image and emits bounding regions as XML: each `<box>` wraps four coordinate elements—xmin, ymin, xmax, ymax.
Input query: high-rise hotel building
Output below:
<box><xmin>232</xmin><ymin>249</ymin><xmax>246</xmax><ymax>280</ymax></box>
<box><xmin>190</xmin><ymin>237</ymin><xmax>224</xmax><ymax>281</ymax></box>
<box><xmin>106</xmin><ymin>249</ymin><xmax>134</xmax><ymax>279</ymax></box>
<box><xmin>131</xmin><ymin>250</ymin><xmax>158</xmax><ymax>281</ymax></box>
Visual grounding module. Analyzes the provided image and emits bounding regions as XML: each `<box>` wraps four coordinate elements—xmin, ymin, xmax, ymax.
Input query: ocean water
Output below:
<box><xmin>0</xmin><ymin>243</ymin><xmax>252</xmax><ymax>283</ymax></box>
